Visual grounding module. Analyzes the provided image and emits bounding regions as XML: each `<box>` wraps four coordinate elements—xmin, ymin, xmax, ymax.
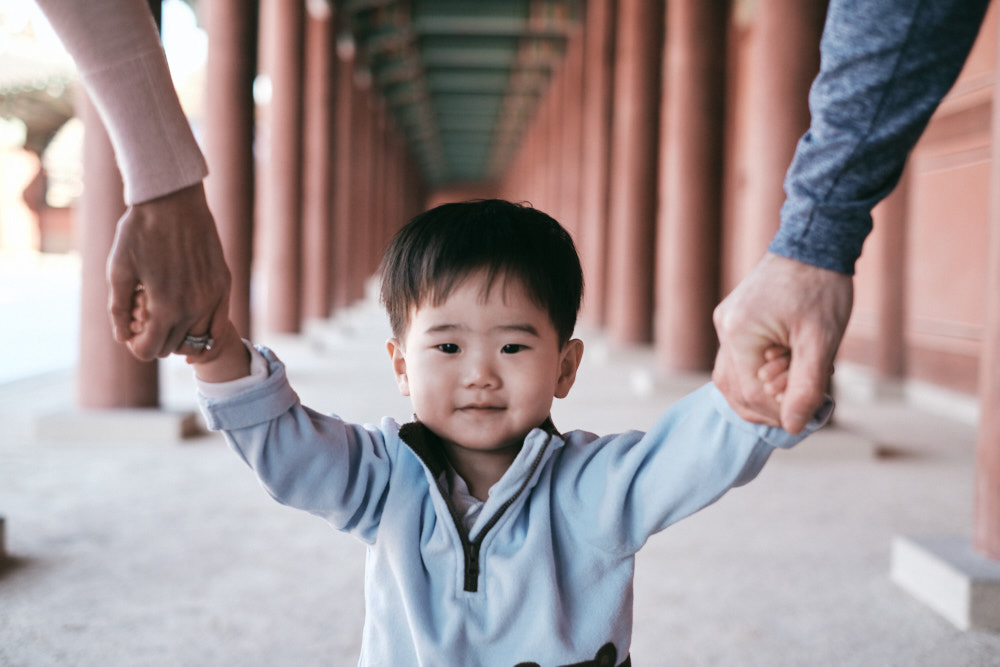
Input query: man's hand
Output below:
<box><xmin>712</xmin><ymin>252</ymin><xmax>853</xmax><ymax>434</ymax></box>
<box><xmin>107</xmin><ymin>182</ymin><xmax>231</xmax><ymax>361</ymax></box>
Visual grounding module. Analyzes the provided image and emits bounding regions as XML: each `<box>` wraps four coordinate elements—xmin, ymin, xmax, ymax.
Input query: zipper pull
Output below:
<box><xmin>464</xmin><ymin>541</ymin><xmax>481</xmax><ymax>592</ymax></box>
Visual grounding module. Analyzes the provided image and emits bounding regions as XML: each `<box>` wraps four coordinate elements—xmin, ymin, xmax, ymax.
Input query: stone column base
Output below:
<box><xmin>35</xmin><ymin>409</ymin><xmax>204</xmax><ymax>444</ymax></box>
<box><xmin>891</xmin><ymin>535</ymin><xmax>1000</xmax><ymax>632</ymax></box>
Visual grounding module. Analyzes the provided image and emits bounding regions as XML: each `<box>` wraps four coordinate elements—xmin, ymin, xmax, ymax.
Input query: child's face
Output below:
<box><xmin>386</xmin><ymin>271</ymin><xmax>583</xmax><ymax>458</ymax></box>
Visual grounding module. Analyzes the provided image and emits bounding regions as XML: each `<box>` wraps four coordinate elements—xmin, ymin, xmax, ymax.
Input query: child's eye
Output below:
<box><xmin>501</xmin><ymin>344</ymin><xmax>526</xmax><ymax>354</ymax></box>
<box><xmin>436</xmin><ymin>343</ymin><xmax>460</xmax><ymax>354</ymax></box>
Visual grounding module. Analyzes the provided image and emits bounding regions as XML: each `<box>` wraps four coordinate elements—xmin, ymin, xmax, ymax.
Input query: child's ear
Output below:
<box><xmin>386</xmin><ymin>338</ymin><xmax>410</xmax><ymax>396</ymax></box>
<box><xmin>554</xmin><ymin>338</ymin><xmax>584</xmax><ymax>399</ymax></box>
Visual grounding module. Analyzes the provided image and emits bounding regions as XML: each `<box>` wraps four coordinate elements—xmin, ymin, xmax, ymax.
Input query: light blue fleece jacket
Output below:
<box><xmin>198</xmin><ymin>347</ymin><xmax>832</xmax><ymax>666</ymax></box>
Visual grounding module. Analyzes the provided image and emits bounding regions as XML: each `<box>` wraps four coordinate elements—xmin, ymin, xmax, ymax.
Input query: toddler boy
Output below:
<box><xmin>144</xmin><ymin>199</ymin><xmax>831</xmax><ymax>666</ymax></box>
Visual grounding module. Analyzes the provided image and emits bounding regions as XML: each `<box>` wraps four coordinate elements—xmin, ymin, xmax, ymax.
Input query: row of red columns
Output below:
<box><xmin>506</xmin><ymin>0</ymin><xmax>825</xmax><ymax>366</ymax></box>
<box><xmin>502</xmin><ymin>0</ymin><xmax>740</xmax><ymax>365</ymax></box>
<box><xmin>75</xmin><ymin>0</ymin><xmax>424</xmax><ymax>405</ymax></box>
<box><xmin>503</xmin><ymin>0</ymin><xmax>1000</xmax><ymax>562</ymax></box>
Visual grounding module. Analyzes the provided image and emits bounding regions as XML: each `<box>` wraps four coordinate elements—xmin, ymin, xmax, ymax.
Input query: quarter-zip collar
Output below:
<box><xmin>398</xmin><ymin>418</ymin><xmax>561</xmax><ymax>592</ymax></box>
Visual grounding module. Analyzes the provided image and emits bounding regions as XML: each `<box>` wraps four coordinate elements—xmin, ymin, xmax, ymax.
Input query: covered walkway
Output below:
<box><xmin>4</xmin><ymin>0</ymin><xmax>1000</xmax><ymax>662</ymax></box>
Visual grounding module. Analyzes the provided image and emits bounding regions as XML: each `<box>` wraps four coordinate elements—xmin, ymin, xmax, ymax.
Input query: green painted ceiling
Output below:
<box><xmin>343</xmin><ymin>0</ymin><xmax>581</xmax><ymax>187</ymax></box>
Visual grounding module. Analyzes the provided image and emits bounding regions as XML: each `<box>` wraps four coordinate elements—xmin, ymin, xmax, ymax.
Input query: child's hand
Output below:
<box><xmin>756</xmin><ymin>346</ymin><xmax>791</xmax><ymax>403</ymax></box>
<box><xmin>756</xmin><ymin>346</ymin><xmax>834</xmax><ymax>405</ymax></box>
<box><xmin>129</xmin><ymin>285</ymin><xmax>151</xmax><ymax>338</ymax></box>
<box><xmin>129</xmin><ymin>285</ymin><xmax>249</xmax><ymax>380</ymax></box>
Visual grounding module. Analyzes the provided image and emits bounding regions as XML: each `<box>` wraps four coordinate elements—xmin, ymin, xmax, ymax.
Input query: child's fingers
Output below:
<box><xmin>760</xmin><ymin>346</ymin><xmax>836</xmax><ymax>379</ymax></box>
<box><xmin>757</xmin><ymin>354</ymin><xmax>790</xmax><ymax>383</ymax></box>
<box><xmin>129</xmin><ymin>285</ymin><xmax>150</xmax><ymax>334</ymax></box>
<box><xmin>762</xmin><ymin>345</ymin><xmax>789</xmax><ymax>362</ymax></box>
<box><xmin>758</xmin><ymin>345</ymin><xmax>835</xmax><ymax>406</ymax></box>
<box><xmin>758</xmin><ymin>350</ymin><xmax>790</xmax><ymax>401</ymax></box>
<box><xmin>764</xmin><ymin>372</ymin><xmax>789</xmax><ymax>400</ymax></box>
<box><xmin>757</xmin><ymin>347</ymin><xmax>834</xmax><ymax>403</ymax></box>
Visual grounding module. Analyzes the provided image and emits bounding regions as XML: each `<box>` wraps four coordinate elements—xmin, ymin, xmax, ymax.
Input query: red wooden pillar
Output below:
<box><xmin>76</xmin><ymin>91</ymin><xmax>158</xmax><ymax>409</ymax></box>
<box><xmin>545</xmin><ymin>58</ymin><xmax>563</xmax><ymax>220</ymax></box>
<box><xmin>410</xmin><ymin>155</ymin><xmax>426</xmax><ymax>217</ymax></box>
<box><xmin>531</xmin><ymin>104</ymin><xmax>546</xmax><ymax>206</ymax></box>
<box><xmin>737</xmin><ymin>0</ymin><xmax>825</xmax><ymax>280</ymax></box>
<box><xmin>505</xmin><ymin>122</ymin><xmax>525</xmax><ymax>201</ymax></box>
<box><xmin>654</xmin><ymin>0</ymin><xmax>727</xmax><ymax>372</ymax></box>
<box><xmin>558</xmin><ymin>28</ymin><xmax>585</xmax><ymax>237</ymax></box>
<box><xmin>377</xmin><ymin>98</ymin><xmax>388</xmax><ymax>268</ymax></box>
<box><xmin>578</xmin><ymin>0</ymin><xmax>615</xmax><ymax>328</ymax></box>
<box><xmin>349</xmin><ymin>79</ymin><xmax>373</xmax><ymax>302</ymax></box>
<box><xmin>383</xmin><ymin>125</ymin><xmax>402</xmax><ymax>252</ymax></box>
<box><xmin>204</xmin><ymin>0</ymin><xmax>256</xmax><ymax>338</ymax></box>
<box><xmin>606</xmin><ymin>0</ymin><xmax>664</xmax><ymax>343</ymax></box>
<box><xmin>393</xmin><ymin>131</ymin><xmax>407</xmax><ymax>233</ymax></box>
<box><xmin>524</xmin><ymin>86</ymin><xmax>547</xmax><ymax>209</ymax></box>
<box><xmin>383</xmin><ymin>114</ymin><xmax>395</xmax><ymax>255</ymax></box>
<box><xmin>370</xmin><ymin>103</ymin><xmax>387</xmax><ymax>272</ymax></box>
<box><xmin>519</xmin><ymin>116</ymin><xmax>539</xmax><ymax>204</ymax></box>
<box><xmin>975</xmin><ymin>35</ymin><xmax>1000</xmax><ymax>559</ymax></box>
<box><xmin>332</xmin><ymin>37</ymin><xmax>355</xmax><ymax>312</ymax></box>
<box><xmin>302</xmin><ymin>1</ymin><xmax>336</xmax><ymax>321</ymax></box>
<box><xmin>551</xmin><ymin>72</ymin><xmax>565</xmax><ymax>219</ymax></box>
<box><xmin>537</xmin><ymin>109</ymin><xmax>549</xmax><ymax>210</ymax></box>
<box><xmin>259</xmin><ymin>0</ymin><xmax>304</xmax><ymax>332</ymax></box>
<box><xmin>872</xmin><ymin>168</ymin><xmax>909</xmax><ymax>381</ymax></box>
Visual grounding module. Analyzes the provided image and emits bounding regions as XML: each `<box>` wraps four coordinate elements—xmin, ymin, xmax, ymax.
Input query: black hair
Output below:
<box><xmin>378</xmin><ymin>199</ymin><xmax>584</xmax><ymax>344</ymax></box>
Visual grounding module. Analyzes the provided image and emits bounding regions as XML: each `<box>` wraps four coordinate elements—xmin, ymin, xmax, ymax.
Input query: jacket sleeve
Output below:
<box><xmin>197</xmin><ymin>347</ymin><xmax>392</xmax><ymax>544</ymax></box>
<box><xmin>556</xmin><ymin>383</ymin><xmax>832</xmax><ymax>557</ymax></box>
<box><xmin>35</xmin><ymin>0</ymin><xmax>208</xmax><ymax>204</ymax></box>
<box><xmin>770</xmin><ymin>0</ymin><xmax>990</xmax><ymax>275</ymax></box>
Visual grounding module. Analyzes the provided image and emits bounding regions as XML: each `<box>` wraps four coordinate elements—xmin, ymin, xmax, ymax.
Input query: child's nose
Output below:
<box><xmin>464</xmin><ymin>353</ymin><xmax>500</xmax><ymax>388</ymax></box>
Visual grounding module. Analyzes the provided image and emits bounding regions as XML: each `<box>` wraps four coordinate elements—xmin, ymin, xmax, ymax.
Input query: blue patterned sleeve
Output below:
<box><xmin>770</xmin><ymin>0</ymin><xmax>990</xmax><ymax>274</ymax></box>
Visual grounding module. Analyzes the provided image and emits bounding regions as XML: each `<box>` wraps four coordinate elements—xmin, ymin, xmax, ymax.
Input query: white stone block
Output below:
<box><xmin>891</xmin><ymin>535</ymin><xmax>1000</xmax><ymax>632</ymax></box>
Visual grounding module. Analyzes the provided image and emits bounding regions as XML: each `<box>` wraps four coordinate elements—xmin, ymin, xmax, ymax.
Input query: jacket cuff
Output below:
<box><xmin>709</xmin><ymin>383</ymin><xmax>834</xmax><ymax>449</ymax></box>
<box><xmin>197</xmin><ymin>346</ymin><xmax>299</xmax><ymax>431</ymax></box>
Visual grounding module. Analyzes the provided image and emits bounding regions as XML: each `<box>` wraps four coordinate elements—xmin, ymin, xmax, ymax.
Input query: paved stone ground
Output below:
<box><xmin>3</xmin><ymin>295</ymin><xmax>1000</xmax><ymax>665</ymax></box>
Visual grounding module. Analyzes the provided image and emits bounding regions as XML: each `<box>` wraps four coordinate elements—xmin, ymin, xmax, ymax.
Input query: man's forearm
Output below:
<box><xmin>771</xmin><ymin>0</ymin><xmax>990</xmax><ymax>274</ymax></box>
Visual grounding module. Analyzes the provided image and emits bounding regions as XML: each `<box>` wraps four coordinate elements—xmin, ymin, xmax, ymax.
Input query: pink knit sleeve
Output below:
<box><xmin>36</xmin><ymin>0</ymin><xmax>208</xmax><ymax>205</ymax></box>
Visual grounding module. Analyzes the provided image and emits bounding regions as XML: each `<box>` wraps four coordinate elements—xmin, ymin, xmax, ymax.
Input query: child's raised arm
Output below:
<box><xmin>131</xmin><ymin>287</ymin><xmax>250</xmax><ymax>382</ymax></box>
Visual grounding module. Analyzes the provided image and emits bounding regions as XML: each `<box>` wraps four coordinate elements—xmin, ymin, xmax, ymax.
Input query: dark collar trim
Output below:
<box><xmin>397</xmin><ymin>417</ymin><xmax>562</xmax><ymax>478</ymax></box>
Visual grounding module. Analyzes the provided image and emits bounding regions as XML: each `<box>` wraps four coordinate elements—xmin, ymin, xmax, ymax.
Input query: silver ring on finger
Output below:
<box><xmin>183</xmin><ymin>333</ymin><xmax>214</xmax><ymax>352</ymax></box>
